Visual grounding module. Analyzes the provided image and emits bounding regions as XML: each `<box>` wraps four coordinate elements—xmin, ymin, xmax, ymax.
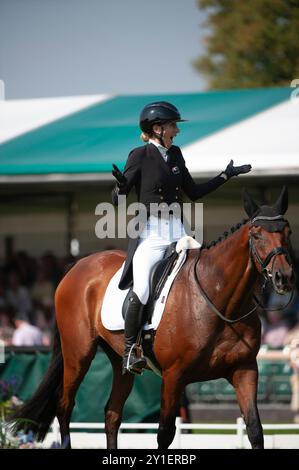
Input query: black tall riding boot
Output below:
<box><xmin>123</xmin><ymin>291</ymin><xmax>147</xmax><ymax>375</ymax></box>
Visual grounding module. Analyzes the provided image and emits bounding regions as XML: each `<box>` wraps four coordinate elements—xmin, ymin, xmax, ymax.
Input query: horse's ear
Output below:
<box><xmin>273</xmin><ymin>186</ymin><xmax>288</xmax><ymax>215</ymax></box>
<box><xmin>243</xmin><ymin>189</ymin><xmax>259</xmax><ymax>218</ymax></box>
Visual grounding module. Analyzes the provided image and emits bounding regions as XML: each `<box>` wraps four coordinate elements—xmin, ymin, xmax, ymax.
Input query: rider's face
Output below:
<box><xmin>153</xmin><ymin>121</ymin><xmax>180</xmax><ymax>148</ymax></box>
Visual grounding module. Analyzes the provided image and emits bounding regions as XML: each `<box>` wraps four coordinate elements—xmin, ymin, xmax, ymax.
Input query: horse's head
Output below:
<box><xmin>243</xmin><ymin>186</ymin><xmax>295</xmax><ymax>294</ymax></box>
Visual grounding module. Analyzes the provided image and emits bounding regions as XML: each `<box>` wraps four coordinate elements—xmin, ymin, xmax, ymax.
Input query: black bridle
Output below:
<box><xmin>249</xmin><ymin>214</ymin><xmax>294</xmax><ymax>312</ymax></box>
<box><xmin>249</xmin><ymin>214</ymin><xmax>293</xmax><ymax>278</ymax></box>
<box><xmin>193</xmin><ymin>215</ymin><xmax>294</xmax><ymax>324</ymax></box>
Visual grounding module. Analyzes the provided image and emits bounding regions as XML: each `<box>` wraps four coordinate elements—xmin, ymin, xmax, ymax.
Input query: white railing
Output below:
<box><xmin>43</xmin><ymin>417</ymin><xmax>299</xmax><ymax>449</ymax></box>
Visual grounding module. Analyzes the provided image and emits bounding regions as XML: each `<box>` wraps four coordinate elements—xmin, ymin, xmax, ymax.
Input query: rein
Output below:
<box><xmin>193</xmin><ymin>215</ymin><xmax>294</xmax><ymax>324</ymax></box>
<box><xmin>193</xmin><ymin>249</ymin><xmax>258</xmax><ymax>324</ymax></box>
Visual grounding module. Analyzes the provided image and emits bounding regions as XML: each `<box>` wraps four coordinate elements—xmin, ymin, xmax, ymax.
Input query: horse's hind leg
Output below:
<box><xmin>158</xmin><ymin>369</ymin><xmax>184</xmax><ymax>449</ymax></box>
<box><xmin>56</xmin><ymin>338</ymin><xmax>98</xmax><ymax>448</ymax></box>
<box><xmin>100</xmin><ymin>339</ymin><xmax>134</xmax><ymax>449</ymax></box>
<box><xmin>229</xmin><ymin>363</ymin><xmax>264</xmax><ymax>449</ymax></box>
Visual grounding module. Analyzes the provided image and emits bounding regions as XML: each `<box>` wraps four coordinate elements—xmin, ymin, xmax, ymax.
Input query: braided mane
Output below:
<box><xmin>202</xmin><ymin>218</ymin><xmax>249</xmax><ymax>250</ymax></box>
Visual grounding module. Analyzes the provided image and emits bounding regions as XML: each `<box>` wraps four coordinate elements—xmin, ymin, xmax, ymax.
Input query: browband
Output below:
<box><xmin>251</xmin><ymin>214</ymin><xmax>284</xmax><ymax>224</ymax></box>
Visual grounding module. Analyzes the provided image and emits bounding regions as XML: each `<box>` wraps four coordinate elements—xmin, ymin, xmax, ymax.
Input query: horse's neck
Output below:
<box><xmin>198</xmin><ymin>223</ymin><xmax>257</xmax><ymax>318</ymax></box>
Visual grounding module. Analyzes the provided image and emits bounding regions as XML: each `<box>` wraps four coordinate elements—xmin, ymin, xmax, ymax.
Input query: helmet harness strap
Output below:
<box><xmin>153</xmin><ymin>122</ymin><xmax>167</xmax><ymax>148</ymax></box>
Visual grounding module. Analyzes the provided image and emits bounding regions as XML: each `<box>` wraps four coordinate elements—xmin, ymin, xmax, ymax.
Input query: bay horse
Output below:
<box><xmin>12</xmin><ymin>187</ymin><xmax>294</xmax><ymax>449</ymax></box>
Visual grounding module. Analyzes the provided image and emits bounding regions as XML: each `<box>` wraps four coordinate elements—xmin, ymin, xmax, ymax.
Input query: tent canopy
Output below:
<box><xmin>184</xmin><ymin>98</ymin><xmax>299</xmax><ymax>177</ymax></box>
<box><xmin>0</xmin><ymin>87</ymin><xmax>295</xmax><ymax>181</ymax></box>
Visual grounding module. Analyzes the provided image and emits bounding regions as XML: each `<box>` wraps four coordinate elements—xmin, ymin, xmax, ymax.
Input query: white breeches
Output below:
<box><xmin>132</xmin><ymin>215</ymin><xmax>186</xmax><ymax>304</ymax></box>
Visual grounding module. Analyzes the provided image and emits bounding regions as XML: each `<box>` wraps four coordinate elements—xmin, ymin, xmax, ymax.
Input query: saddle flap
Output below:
<box><xmin>150</xmin><ymin>242</ymin><xmax>178</xmax><ymax>301</ymax></box>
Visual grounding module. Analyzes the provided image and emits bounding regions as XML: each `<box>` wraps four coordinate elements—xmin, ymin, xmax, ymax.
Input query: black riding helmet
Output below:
<box><xmin>139</xmin><ymin>101</ymin><xmax>187</xmax><ymax>133</ymax></box>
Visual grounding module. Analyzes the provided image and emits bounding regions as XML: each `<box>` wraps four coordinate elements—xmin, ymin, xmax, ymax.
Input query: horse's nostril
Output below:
<box><xmin>275</xmin><ymin>271</ymin><xmax>282</xmax><ymax>284</ymax></box>
<box><xmin>290</xmin><ymin>270</ymin><xmax>296</xmax><ymax>286</ymax></box>
<box><xmin>275</xmin><ymin>269</ymin><xmax>294</xmax><ymax>290</ymax></box>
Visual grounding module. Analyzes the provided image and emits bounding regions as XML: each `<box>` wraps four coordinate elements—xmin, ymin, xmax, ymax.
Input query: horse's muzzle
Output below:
<box><xmin>273</xmin><ymin>266</ymin><xmax>295</xmax><ymax>294</ymax></box>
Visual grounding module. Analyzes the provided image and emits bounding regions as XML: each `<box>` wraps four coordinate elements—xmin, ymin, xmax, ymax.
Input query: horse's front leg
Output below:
<box><xmin>158</xmin><ymin>370</ymin><xmax>183</xmax><ymax>449</ymax></box>
<box><xmin>229</xmin><ymin>362</ymin><xmax>264</xmax><ymax>449</ymax></box>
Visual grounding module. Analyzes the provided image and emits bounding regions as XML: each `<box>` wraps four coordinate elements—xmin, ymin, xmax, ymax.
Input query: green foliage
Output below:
<box><xmin>194</xmin><ymin>0</ymin><xmax>299</xmax><ymax>89</ymax></box>
<box><xmin>0</xmin><ymin>376</ymin><xmax>21</xmax><ymax>448</ymax></box>
<box><xmin>0</xmin><ymin>376</ymin><xmax>39</xmax><ymax>448</ymax></box>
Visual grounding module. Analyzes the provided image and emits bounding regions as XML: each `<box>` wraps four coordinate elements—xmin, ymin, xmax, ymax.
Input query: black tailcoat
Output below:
<box><xmin>112</xmin><ymin>143</ymin><xmax>226</xmax><ymax>290</ymax></box>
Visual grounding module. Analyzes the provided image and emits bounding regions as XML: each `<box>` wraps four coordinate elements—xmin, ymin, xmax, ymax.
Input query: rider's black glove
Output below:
<box><xmin>224</xmin><ymin>159</ymin><xmax>252</xmax><ymax>179</ymax></box>
<box><xmin>112</xmin><ymin>163</ymin><xmax>127</xmax><ymax>188</ymax></box>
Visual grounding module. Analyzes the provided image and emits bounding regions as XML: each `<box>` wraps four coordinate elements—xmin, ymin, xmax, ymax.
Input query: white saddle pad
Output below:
<box><xmin>101</xmin><ymin>249</ymin><xmax>187</xmax><ymax>331</ymax></box>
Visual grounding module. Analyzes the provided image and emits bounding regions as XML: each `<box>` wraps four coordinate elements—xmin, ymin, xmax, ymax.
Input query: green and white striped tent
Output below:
<box><xmin>1</xmin><ymin>87</ymin><xmax>299</xmax><ymax>257</ymax></box>
<box><xmin>0</xmin><ymin>87</ymin><xmax>297</xmax><ymax>183</ymax></box>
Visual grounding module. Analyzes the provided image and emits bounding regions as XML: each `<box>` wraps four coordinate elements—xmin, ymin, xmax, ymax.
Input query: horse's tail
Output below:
<box><xmin>10</xmin><ymin>324</ymin><xmax>63</xmax><ymax>441</ymax></box>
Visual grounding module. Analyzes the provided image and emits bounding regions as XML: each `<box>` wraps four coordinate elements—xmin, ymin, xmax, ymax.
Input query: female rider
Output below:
<box><xmin>111</xmin><ymin>101</ymin><xmax>251</xmax><ymax>374</ymax></box>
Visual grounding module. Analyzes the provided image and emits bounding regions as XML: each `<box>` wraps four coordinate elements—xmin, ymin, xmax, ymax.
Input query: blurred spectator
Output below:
<box><xmin>262</xmin><ymin>310</ymin><xmax>289</xmax><ymax>348</ymax></box>
<box><xmin>41</xmin><ymin>252</ymin><xmax>63</xmax><ymax>288</ymax></box>
<box><xmin>0</xmin><ymin>309</ymin><xmax>14</xmax><ymax>345</ymax></box>
<box><xmin>4</xmin><ymin>251</ymin><xmax>36</xmax><ymax>287</ymax></box>
<box><xmin>12</xmin><ymin>312</ymin><xmax>43</xmax><ymax>346</ymax></box>
<box><xmin>0</xmin><ymin>251</ymin><xmax>78</xmax><ymax>345</ymax></box>
<box><xmin>0</xmin><ymin>251</ymin><xmax>83</xmax><ymax>345</ymax></box>
<box><xmin>34</xmin><ymin>310</ymin><xmax>53</xmax><ymax>346</ymax></box>
<box><xmin>13</xmin><ymin>251</ymin><xmax>37</xmax><ymax>287</ymax></box>
<box><xmin>6</xmin><ymin>271</ymin><xmax>32</xmax><ymax>319</ymax></box>
<box><xmin>31</xmin><ymin>268</ymin><xmax>54</xmax><ymax>321</ymax></box>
